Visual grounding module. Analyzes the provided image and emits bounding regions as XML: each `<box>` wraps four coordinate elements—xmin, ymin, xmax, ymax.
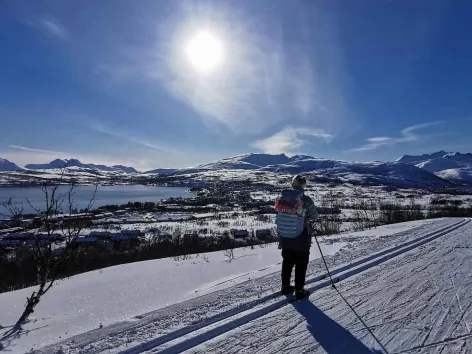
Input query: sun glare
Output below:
<box><xmin>185</xmin><ymin>30</ymin><xmax>223</xmax><ymax>72</ymax></box>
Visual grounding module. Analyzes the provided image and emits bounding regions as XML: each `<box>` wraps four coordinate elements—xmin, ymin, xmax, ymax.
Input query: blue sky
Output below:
<box><xmin>1</xmin><ymin>0</ymin><xmax>472</xmax><ymax>171</ymax></box>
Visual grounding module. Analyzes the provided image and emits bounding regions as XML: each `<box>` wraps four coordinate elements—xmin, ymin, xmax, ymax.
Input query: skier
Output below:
<box><xmin>275</xmin><ymin>175</ymin><xmax>318</xmax><ymax>300</ymax></box>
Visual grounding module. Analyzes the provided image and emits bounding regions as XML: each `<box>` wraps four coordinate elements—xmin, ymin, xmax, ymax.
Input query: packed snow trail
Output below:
<box><xmin>0</xmin><ymin>219</ymin><xmax>460</xmax><ymax>353</ymax></box>
<box><xmin>177</xmin><ymin>219</ymin><xmax>472</xmax><ymax>354</ymax></box>
<box><xmin>134</xmin><ymin>219</ymin><xmax>469</xmax><ymax>353</ymax></box>
<box><xmin>26</xmin><ymin>218</ymin><xmax>460</xmax><ymax>354</ymax></box>
<box><xmin>120</xmin><ymin>219</ymin><xmax>468</xmax><ymax>354</ymax></box>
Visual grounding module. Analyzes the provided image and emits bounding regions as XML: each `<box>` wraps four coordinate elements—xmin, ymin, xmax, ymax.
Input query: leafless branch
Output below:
<box><xmin>0</xmin><ymin>163</ymin><xmax>99</xmax><ymax>325</ymax></box>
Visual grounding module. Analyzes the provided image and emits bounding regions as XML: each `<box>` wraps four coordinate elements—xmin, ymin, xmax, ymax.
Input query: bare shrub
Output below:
<box><xmin>1</xmin><ymin>168</ymin><xmax>97</xmax><ymax>326</ymax></box>
<box><xmin>224</xmin><ymin>248</ymin><xmax>235</xmax><ymax>263</ymax></box>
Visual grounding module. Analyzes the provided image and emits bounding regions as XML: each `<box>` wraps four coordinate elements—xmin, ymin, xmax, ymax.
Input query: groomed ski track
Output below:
<box><xmin>186</xmin><ymin>218</ymin><xmax>472</xmax><ymax>354</ymax></box>
<box><xmin>126</xmin><ymin>219</ymin><xmax>470</xmax><ymax>354</ymax></box>
<box><xmin>36</xmin><ymin>218</ymin><xmax>471</xmax><ymax>354</ymax></box>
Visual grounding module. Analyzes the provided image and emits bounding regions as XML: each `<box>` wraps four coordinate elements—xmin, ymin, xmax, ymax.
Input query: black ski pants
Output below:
<box><xmin>281</xmin><ymin>249</ymin><xmax>310</xmax><ymax>290</ymax></box>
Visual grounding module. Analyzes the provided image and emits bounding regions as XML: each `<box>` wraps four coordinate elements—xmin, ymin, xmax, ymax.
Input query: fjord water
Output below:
<box><xmin>0</xmin><ymin>185</ymin><xmax>195</xmax><ymax>214</ymax></box>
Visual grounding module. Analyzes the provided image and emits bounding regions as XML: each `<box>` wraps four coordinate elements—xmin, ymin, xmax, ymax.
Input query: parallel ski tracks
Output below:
<box><xmin>119</xmin><ymin>218</ymin><xmax>470</xmax><ymax>354</ymax></box>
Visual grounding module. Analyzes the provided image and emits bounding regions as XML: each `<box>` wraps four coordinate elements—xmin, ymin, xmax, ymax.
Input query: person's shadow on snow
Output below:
<box><xmin>291</xmin><ymin>300</ymin><xmax>385</xmax><ymax>354</ymax></box>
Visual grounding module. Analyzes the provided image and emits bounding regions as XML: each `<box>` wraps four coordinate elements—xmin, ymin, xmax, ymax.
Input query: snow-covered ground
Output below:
<box><xmin>188</xmin><ymin>219</ymin><xmax>472</xmax><ymax>354</ymax></box>
<box><xmin>1</xmin><ymin>218</ymin><xmax>467</xmax><ymax>353</ymax></box>
<box><xmin>0</xmin><ymin>239</ymin><xmax>344</xmax><ymax>353</ymax></box>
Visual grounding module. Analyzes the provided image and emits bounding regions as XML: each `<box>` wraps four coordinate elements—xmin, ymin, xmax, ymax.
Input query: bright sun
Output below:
<box><xmin>185</xmin><ymin>30</ymin><xmax>223</xmax><ymax>72</ymax></box>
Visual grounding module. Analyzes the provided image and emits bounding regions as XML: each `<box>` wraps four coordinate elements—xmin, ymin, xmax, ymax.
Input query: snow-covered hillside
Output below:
<box><xmin>25</xmin><ymin>158</ymin><xmax>139</xmax><ymax>174</ymax></box>
<box><xmin>395</xmin><ymin>151</ymin><xmax>449</xmax><ymax>164</ymax></box>
<box><xmin>1</xmin><ymin>218</ymin><xmax>470</xmax><ymax>353</ymax></box>
<box><xmin>173</xmin><ymin>153</ymin><xmax>289</xmax><ymax>174</ymax></box>
<box><xmin>144</xmin><ymin>168</ymin><xmax>178</xmax><ymax>175</ymax></box>
<box><xmin>0</xmin><ymin>158</ymin><xmax>22</xmax><ymax>171</ymax></box>
<box><xmin>174</xmin><ymin>153</ymin><xmax>451</xmax><ymax>189</ymax></box>
<box><xmin>195</xmin><ymin>153</ymin><xmax>291</xmax><ymax>171</ymax></box>
<box><xmin>398</xmin><ymin>151</ymin><xmax>472</xmax><ymax>184</ymax></box>
<box><xmin>260</xmin><ymin>158</ymin><xmax>450</xmax><ymax>189</ymax></box>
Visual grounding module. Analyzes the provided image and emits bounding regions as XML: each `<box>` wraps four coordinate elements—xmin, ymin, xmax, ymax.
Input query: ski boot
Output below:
<box><xmin>295</xmin><ymin>289</ymin><xmax>310</xmax><ymax>300</ymax></box>
<box><xmin>281</xmin><ymin>285</ymin><xmax>295</xmax><ymax>295</ymax></box>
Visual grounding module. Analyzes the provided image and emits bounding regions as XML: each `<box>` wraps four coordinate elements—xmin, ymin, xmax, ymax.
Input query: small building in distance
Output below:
<box><xmin>233</xmin><ymin>229</ymin><xmax>249</xmax><ymax>239</ymax></box>
<box><xmin>120</xmin><ymin>229</ymin><xmax>144</xmax><ymax>237</ymax></box>
<box><xmin>0</xmin><ymin>239</ymin><xmax>21</xmax><ymax>248</ymax></box>
<box><xmin>2</xmin><ymin>232</ymin><xmax>33</xmax><ymax>240</ymax></box>
<box><xmin>256</xmin><ymin>229</ymin><xmax>272</xmax><ymax>241</ymax></box>
<box><xmin>89</xmin><ymin>231</ymin><xmax>112</xmax><ymax>240</ymax></box>
<box><xmin>73</xmin><ymin>236</ymin><xmax>99</xmax><ymax>243</ymax></box>
<box><xmin>36</xmin><ymin>233</ymin><xmax>65</xmax><ymax>241</ymax></box>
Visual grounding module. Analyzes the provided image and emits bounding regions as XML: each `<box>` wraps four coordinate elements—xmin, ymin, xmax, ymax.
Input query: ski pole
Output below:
<box><xmin>312</xmin><ymin>229</ymin><xmax>336</xmax><ymax>288</ymax></box>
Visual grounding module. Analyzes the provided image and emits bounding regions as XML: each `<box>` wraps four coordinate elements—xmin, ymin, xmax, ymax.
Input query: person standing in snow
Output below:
<box><xmin>275</xmin><ymin>175</ymin><xmax>318</xmax><ymax>300</ymax></box>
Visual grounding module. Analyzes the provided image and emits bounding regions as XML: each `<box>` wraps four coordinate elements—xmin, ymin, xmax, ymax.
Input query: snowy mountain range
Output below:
<box><xmin>24</xmin><ymin>159</ymin><xmax>140</xmax><ymax>174</ymax></box>
<box><xmin>172</xmin><ymin>152</ymin><xmax>472</xmax><ymax>186</ymax></box>
<box><xmin>1</xmin><ymin>151</ymin><xmax>472</xmax><ymax>187</ymax></box>
<box><xmin>397</xmin><ymin>151</ymin><xmax>472</xmax><ymax>183</ymax></box>
<box><xmin>172</xmin><ymin>153</ymin><xmax>454</xmax><ymax>189</ymax></box>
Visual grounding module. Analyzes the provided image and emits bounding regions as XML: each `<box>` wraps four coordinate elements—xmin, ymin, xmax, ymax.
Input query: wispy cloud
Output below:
<box><xmin>28</xmin><ymin>16</ymin><xmax>67</xmax><ymax>39</ymax></box>
<box><xmin>96</xmin><ymin>3</ymin><xmax>346</xmax><ymax>135</ymax></box>
<box><xmin>9</xmin><ymin>145</ymin><xmax>65</xmax><ymax>155</ymax></box>
<box><xmin>89</xmin><ymin>123</ymin><xmax>182</xmax><ymax>155</ymax></box>
<box><xmin>158</xmin><ymin>25</ymin><xmax>330</xmax><ymax>134</ymax></box>
<box><xmin>253</xmin><ymin>126</ymin><xmax>333</xmax><ymax>155</ymax></box>
<box><xmin>349</xmin><ymin>121</ymin><xmax>444</xmax><ymax>152</ymax></box>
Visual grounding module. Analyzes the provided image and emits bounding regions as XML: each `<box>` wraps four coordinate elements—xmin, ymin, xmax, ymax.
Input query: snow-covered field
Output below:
<box><xmin>2</xmin><ymin>218</ymin><xmax>470</xmax><ymax>353</ymax></box>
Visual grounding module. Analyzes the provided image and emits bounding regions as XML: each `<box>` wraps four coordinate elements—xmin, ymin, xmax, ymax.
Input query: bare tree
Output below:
<box><xmin>224</xmin><ymin>248</ymin><xmax>235</xmax><ymax>263</ymax></box>
<box><xmin>314</xmin><ymin>190</ymin><xmax>342</xmax><ymax>236</ymax></box>
<box><xmin>0</xmin><ymin>198</ymin><xmax>24</xmax><ymax>228</ymax></box>
<box><xmin>1</xmin><ymin>167</ymin><xmax>97</xmax><ymax>326</ymax></box>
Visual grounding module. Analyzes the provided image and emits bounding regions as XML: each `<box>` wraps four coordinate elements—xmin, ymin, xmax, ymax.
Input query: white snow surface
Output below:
<box><xmin>0</xmin><ymin>218</ymin><xmax>464</xmax><ymax>353</ymax></box>
<box><xmin>437</xmin><ymin>168</ymin><xmax>472</xmax><ymax>183</ymax></box>
<box><xmin>186</xmin><ymin>219</ymin><xmax>472</xmax><ymax>354</ymax></box>
<box><xmin>416</xmin><ymin>157</ymin><xmax>460</xmax><ymax>173</ymax></box>
<box><xmin>0</xmin><ymin>238</ymin><xmax>343</xmax><ymax>352</ymax></box>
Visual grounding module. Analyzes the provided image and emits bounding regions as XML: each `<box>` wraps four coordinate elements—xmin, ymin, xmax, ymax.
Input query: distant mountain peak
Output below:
<box><xmin>396</xmin><ymin>151</ymin><xmax>449</xmax><ymax>163</ymax></box>
<box><xmin>0</xmin><ymin>158</ymin><xmax>23</xmax><ymax>171</ymax></box>
<box><xmin>398</xmin><ymin>151</ymin><xmax>472</xmax><ymax>183</ymax></box>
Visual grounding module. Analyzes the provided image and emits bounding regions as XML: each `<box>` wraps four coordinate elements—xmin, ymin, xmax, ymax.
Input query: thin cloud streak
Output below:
<box><xmin>40</xmin><ymin>18</ymin><xmax>67</xmax><ymax>39</ymax></box>
<box><xmin>253</xmin><ymin>126</ymin><xmax>333</xmax><ymax>155</ymax></box>
<box><xmin>28</xmin><ymin>16</ymin><xmax>68</xmax><ymax>39</ymax></box>
<box><xmin>9</xmin><ymin>145</ymin><xmax>66</xmax><ymax>155</ymax></box>
<box><xmin>89</xmin><ymin>124</ymin><xmax>182</xmax><ymax>155</ymax></box>
<box><xmin>349</xmin><ymin>121</ymin><xmax>444</xmax><ymax>152</ymax></box>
